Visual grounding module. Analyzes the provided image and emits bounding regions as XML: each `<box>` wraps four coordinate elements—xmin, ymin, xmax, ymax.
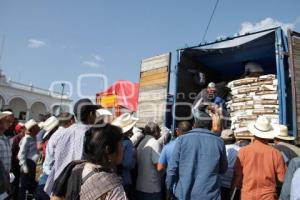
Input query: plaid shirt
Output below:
<box><xmin>44</xmin><ymin>123</ymin><xmax>89</xmax><ymax>195</ymax></box>
<box><xmin>42</xmin><ymin>126</ymin><xmax>65</xmax><ymax>175</ymax></box>
<box><xmin>17</xmin><ymin>135</ymin><xmax>38</xmax><ymax>166</ymax></box>
<box><xmin>0</xmin><ymin>135</ymin><xmax>11</xmax><ymax>172</ymax></box>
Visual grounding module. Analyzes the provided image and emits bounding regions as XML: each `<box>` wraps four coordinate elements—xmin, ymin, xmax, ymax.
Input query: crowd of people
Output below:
<box><xmin>1</xmin><ymin>97</ymin><xmax>300</xmax><ymax>200</ymax></box>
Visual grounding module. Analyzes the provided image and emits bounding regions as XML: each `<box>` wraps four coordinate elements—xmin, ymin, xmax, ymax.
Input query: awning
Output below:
<box><xmin>96</xmin><ymin>80</ymin><xmax>139</xmax><ymax>112</ymax></box>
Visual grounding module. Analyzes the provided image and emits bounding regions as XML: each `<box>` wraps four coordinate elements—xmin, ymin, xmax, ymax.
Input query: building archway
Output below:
<box><xmin>51</xmin><ymin>105</ymin><xmax>61</xmax><ymax>116</ymax></box>
<box><xmin>8</xmin><ymin>97</ymin><xmax>27</xmax><ymax>121</ymax></box>
<box><xmin>30</xmin><ymin>102</ymin><xmax>47</xmax><ymax>121</ymax></box>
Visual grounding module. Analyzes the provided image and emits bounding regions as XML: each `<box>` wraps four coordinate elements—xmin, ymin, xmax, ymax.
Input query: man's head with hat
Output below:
<box><xmin>248</xmin><ymin>116</ymin><xmax>275</xmax><ymax>141</ymax></box>
<box><xmin>207</xmin><ymin>82</ymin><xmax>216</xmax><ymax>95</ymax></box>
<box><xmin>244</xmin><ymin>62</ymin><xmax>264</xmax><ymax>77</ymax></box>
<box><xmin>73</xmin><ymin>98</ymin><xmax>100</xmax><ymax>125</ymax></box>
<box><xmin>2</xmin><ymin>109</ymin><xmax>15</xmax><ymax>126</ymax></box>
<box><xmin>25</xmin><ymin>119</ymin><xmax>40</xmax><ymax>136</ymax></box>
<box><xmin>95</xmin><ymin>109</ymin><xmax>113</xmax><ymax>124</ymax></box>
<box><xmin>112</xmin><ymin>113</ymin><xmax>138</xmax><ymax>136</ymax></box>
<box><xmin>273</xmin><ymin>124</ymin><xmax>294</xmax><ymax>144</ymax></box>
<box><xmin>221</xmin><ymin>129</ymin><xmax>236</xmax><ymax>144</ymax></box>
<box><xmin>0</xmin><ymin>111</ymin><xmax>12</xmax><ymax>134</ymax></box>
<box><xmin>42</xmin><ymin>116</ymin><xmax>59</xmax><ymax>140</ymax></box>
<box><xmin>57</xmin><ymin>112</ymin><xmax>75</xmax><ymax>128</ymax></box>
<box><xmin>15</xmin><ymin>122</ymin><xmax>25</xmax><ymax>135</ymax></box>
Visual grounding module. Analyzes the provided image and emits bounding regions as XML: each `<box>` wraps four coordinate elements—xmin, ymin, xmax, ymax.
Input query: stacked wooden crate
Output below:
<box><xmin>137</xmin><ymin>53</ymin><xmax>171</xmax><ymax>127</ymax></box>
<box><xmin>227</xmin><ymin>74</ymin><xmax>279</xmax><ymax>138</ymax></box>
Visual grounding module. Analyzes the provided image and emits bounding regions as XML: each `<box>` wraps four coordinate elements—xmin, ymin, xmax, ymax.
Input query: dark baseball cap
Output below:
<box><xmin>73</xmin><ymin>98</ymin><xmax>100</xmax><ymax>119</ymax></box>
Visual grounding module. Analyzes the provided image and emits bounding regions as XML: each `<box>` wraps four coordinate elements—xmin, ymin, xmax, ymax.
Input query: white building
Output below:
<box><xmin>0</xmin><ymin>70</ymin><xmax>72</xmax><ymax>122</ymax></box>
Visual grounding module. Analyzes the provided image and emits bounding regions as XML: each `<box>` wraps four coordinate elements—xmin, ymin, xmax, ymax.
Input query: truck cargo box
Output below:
<box><xmin>137</xmin><ymin>27</ymin><xmax>300</xmax><ymax>142</ymax></box>
<box><xmin>174</xmin><ymin>27</ymin><xmax>300</xmax><ymax>142</ymax></box>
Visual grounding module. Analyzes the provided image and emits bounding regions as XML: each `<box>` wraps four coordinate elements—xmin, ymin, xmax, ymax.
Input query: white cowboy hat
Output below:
<box><xmin>2</xmin><ymin>111</ymin><xmax>13</xmax><ymax>115</ymax></box>
<box><xmin>25</xmin><ymin>119</ymin><xmax>38</xmax><ymax>131</ymax></box>
<box><xmin>248</xmin><ymin>116</ymin><xmax>275</xmax><ymax>139</ymax></box>
<box><xmin>221</xmin><ymin>129</ymin><xmax>234</xmax><ymax>140</ymax></box>
<box><xmin>273</xmin><ymin>124</ymin><xmax>294</xmax><ymax>141</ymax></box>
<box><xmin>0</xmin><ymin>111</ymin><xmax>11</xmax><ymax>120</ymax></box>
<box><xmin>112</xmin><ymin>113</ymin><xmax>138</xmax><ymax>133</ymax></box>
<box><xmin>95</xmin><ymin>109</ymin><xmax>113</xmax><ymax>123</ymax></box>
<box><xmin>96</xmin><ymin>109</ymin><xmax>113</xmax><ymax>117</ymax></box>
<box><xmin>43</xmin><ymin>116</ymin><xmax>59</xmax><ymax>139</ymax></box>
<box><xmin>38</xmin><ymin>122</ymin><xmax>45</xmax><ymax>129</ymax></box>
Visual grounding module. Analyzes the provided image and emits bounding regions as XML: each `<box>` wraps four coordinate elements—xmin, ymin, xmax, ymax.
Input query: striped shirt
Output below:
<box><xmin>44</xmin><ymin>123</ymin><xmax>89</xmax><ymax>195</ymax></box>
<box><xmin>80</xmin><ymin>163</ymin><xmax>127</xmax><ymax>200</ymax></box>
<box><xmin>42</xmin><ymin>126</ymin><xmax>65</xmax><ymax>175</ymax></box>
<box><xmin>0</xmin><ymin>135</ymin><xmax>11</xmax><ymax>172</ymax></box>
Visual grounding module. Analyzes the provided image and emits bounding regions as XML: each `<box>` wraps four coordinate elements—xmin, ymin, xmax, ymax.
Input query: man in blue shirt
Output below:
<box><xmin>112</xmin><ymin>113</ymin><xmax>138</xmax><ymax>199</ymax></box>
<box><xmin>157</xmin><ymin>121</ymin><xmax>192</xmax><ymax>172</ymax></box>
<box><xmin>166</xmin><ymin>112</ymin><xmax>228</xmax><ymax>200</ymax></box>
<box><xmin>280</xmin><ymin>157</ymin><xmax>300</xmax><ymax>200</ymax></box>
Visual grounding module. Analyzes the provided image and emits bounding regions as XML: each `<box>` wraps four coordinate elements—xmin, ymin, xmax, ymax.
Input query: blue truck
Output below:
<box><xmin>138</xmin><ymin>27</ymin><xmax>300</xmax><ymax>142</ymax></box>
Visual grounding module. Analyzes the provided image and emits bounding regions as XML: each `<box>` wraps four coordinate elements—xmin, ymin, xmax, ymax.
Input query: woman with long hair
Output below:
<box><xmin>51</xmin><ymin>124</ymin><xmax>127</xmax><ymax>200</ymax></box>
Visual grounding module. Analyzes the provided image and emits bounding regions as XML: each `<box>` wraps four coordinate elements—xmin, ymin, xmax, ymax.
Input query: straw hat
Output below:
<box><xmin>96</xmin><ymin>109</ymin><xmax>113</xmax><ymax>117</ymax></box>
<box><xmin>43</xmin><ymin>116</ymin><xmax>59</xmax><ymax>139</ymax></box>
<box><xmin>38</xmin><ymin>122</ymin><xmax>45</xmax><ymax>129</ymax></box>
<box><xmin>273</xmin><ymin>124</ymin><xmax>294</xmax><ymax>141</ymax></box>
<box><xmin>248</xmin><ymin>116</ymin><xmax>275</xmax><ymax>139</ymax></box>
<box><xmin>2</xmin><ymin>111</ymin><xmax>13</xmax><ymax>115</ymax></box>
<box><xmin>112</xmin><ymin>113</ymin><xmax>138</xmax><ymax>133</ymax></box>
<box><xmin>95</xmin><ymin>109</ymin><xmax>113</xmax><ymax>123</ymax></box>
<box><xmin>221</xmin><ymin>129</ymin><xmax>234</xmax><ymax>140</ymax></box>
<box><xmin>25</xmin><ymin>119</ymin><xmax>38</xmax><ymax>131</ymax></box>
<box><xmin>0</xmin><ymin>111</ymin><xmax>11</xmax><ymax>120</ymax></box>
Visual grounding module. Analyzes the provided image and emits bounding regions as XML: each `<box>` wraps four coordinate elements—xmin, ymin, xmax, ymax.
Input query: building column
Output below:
<box><xmin>26</xmin><ymin>107</ymin><xmax>31</xmax><ymax>121</ymax></box>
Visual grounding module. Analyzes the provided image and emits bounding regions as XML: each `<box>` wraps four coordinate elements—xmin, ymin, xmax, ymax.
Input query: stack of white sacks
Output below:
<box><xmin>227</xmin><ymin>74</ymin><xmax>279</xmax><ymax>137</ymax></box>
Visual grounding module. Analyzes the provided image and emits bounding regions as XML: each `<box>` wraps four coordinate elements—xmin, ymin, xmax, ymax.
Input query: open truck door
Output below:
<box><xmin>136</xmin><ymin>53</ymin><xmax>172</xmax><ymax>128</ymax></box>
<box><xmin>288</xmin><ymin>30</ymin><xmax>300</xmax><ymax>143</ymax></box>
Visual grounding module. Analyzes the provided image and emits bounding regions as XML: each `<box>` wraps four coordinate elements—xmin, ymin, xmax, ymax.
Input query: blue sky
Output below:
<box><xmin>0</xmin><ymin>0</ymin><xmax>299</xmax><ymax>101</ymax></box>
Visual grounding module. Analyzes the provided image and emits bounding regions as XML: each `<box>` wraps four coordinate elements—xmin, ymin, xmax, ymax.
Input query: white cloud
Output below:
<box><xmin>210</xmin><ymin>17</ymin><xmax>300</xmax><ymax>49</ymax></box>
<box><xmin>92</xmin><ymin>54</ymin><xmax>104</xmax><ymax>62</ymax></box>
<box><xmin>82</xmin><ymin>61</ymin><xmax>100</xmax><ymax>68</ymax></box>
<box><xmin>216</xmin><ymin>35</ymin><xmax>226</xmax><ymax>40</ymax></box>
<box><xmin>28</xmin><ymin>39</ymin><xmax>46</xmax><ymax>48</ymax></box>
<box><xmin>237</xmin><ymin>17</ymin><xmax>300</xmax><ymax>35</ymax></box>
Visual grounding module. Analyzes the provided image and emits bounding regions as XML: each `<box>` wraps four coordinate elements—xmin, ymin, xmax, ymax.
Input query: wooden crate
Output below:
<box><xmin>137</xmin><ymin>53</ymin><xmax>171</xmax><ymax>127</ymax></box>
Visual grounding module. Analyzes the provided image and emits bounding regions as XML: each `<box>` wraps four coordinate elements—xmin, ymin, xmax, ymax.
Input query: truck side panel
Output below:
<box><xmin>288</xmin><ymin>30</ymin><xmax>300</xmax><ymax>142</ymax></box>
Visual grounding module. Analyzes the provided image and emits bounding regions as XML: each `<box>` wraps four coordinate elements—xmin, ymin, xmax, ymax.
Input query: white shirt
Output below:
<box><xmin>136</xmin><ymin>135</ymin><xmax>161</xmax><ymax>193</ymax></box>
<box><xmin>220</xmin><ymin>144</ymin><xmax>240</xmax><ymax>188</ymax></box>
<box><xmin>290</xmin><ymin>168</ymin><xmax>300</xmax><ymax>200</ymax></box>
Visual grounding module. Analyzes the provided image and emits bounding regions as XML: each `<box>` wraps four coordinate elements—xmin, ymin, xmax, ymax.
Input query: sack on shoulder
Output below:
<box><xmin>212</xmin><ymin>113</ymin><xmax>222</xmax><ymax>133</ymax></box>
